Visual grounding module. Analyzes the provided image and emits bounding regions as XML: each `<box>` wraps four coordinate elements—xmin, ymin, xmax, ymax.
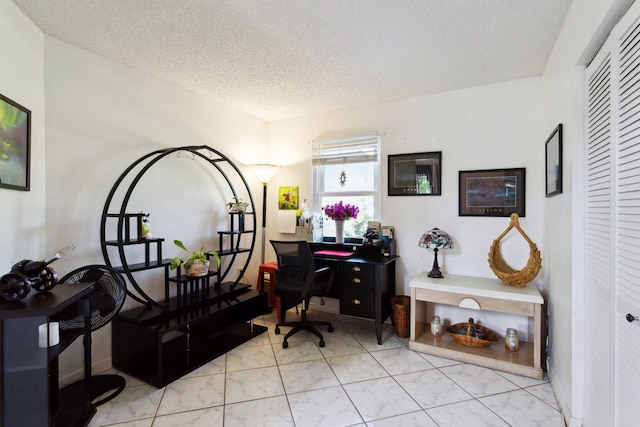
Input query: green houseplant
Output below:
<box><xmin>170</xmin><ymin>239</ymin><xmax>221</xmax><ymax>277</ymax></box>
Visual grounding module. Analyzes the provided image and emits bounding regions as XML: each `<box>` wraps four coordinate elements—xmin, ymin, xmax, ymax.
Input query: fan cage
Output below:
<box><xmin>58</xmin><ymin>265</ymin><xmax>126</xmax><ymax>331</ymax></box>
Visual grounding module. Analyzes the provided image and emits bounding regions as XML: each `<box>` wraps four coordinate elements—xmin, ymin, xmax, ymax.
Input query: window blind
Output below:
<box><xmin>312</xmin><ymin>135</ymin><xmax>380</xmax><ymax>165</ymax></box>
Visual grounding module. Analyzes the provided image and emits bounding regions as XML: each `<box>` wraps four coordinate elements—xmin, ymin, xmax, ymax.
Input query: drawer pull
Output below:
<box><xmin>351</xmin><ymin>266</ymin><xmax>361</xmax><ymax>272</ymax></box>
<box><xmin>352</xmin><ymin>278</ymin><xmax>361</xmax><ymax>284</ymax></box>
<box><xmin>352</xmin><ymin>299</ymin><xmax>361</xmax><ymax>305</ymax></box>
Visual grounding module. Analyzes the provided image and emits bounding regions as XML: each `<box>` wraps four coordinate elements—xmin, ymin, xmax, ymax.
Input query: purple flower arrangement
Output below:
<box><xmin>322</xmin><ymin>201</ymin><xmax>359</xmax><ymax>221</ymax></box>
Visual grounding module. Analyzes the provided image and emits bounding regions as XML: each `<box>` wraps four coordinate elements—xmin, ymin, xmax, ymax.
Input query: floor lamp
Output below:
<box><xmin>248</xmin><ymin>164</ymin><xmax>281</xmax><ymax>264</ymax></box>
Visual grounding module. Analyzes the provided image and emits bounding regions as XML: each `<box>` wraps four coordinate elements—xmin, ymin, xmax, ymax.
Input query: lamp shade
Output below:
<box><xmin>419</xmin><ymin>228</ymin><xmax>453</xmax><ymax>249</ymax></box>
<box><xmin>248</xmin><ymin>164</ymin><xmax>281</xmax><ymax>183</ymax></box>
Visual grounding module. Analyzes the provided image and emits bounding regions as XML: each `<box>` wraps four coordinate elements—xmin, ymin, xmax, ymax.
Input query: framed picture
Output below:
<box><xmin>459</xmin><ymin>168</ymin><xmax>526</xmax><ymax>217</ymax></box>
<box><xmin>0</xmin><ymin>93</ymin><xmax>31</xmax><ymax>191</ymax></box>
<box><xmin>278</xmin><ymin>186</ymin><xmax>299</xmax><ymax>210</ymax></box>
<box><xmin>545</xmin><ymin>124</ymin><xmax>563</xmax><ymax>197</ymax></box>
<box><xmin>388</xmin><ymin>151</ymin><xmax>441</xmax><ymax>196</ymax></box>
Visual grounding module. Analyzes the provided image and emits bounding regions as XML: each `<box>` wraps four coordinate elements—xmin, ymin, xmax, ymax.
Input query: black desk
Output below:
<box><xmin>310</xmin><ymin>242</ymin><xmax>398</xmax><ymax>345</ymax></box>
<box><xmin>0</xmin><ymin>284</ymin><xmax>95</xmax><ymax>427</ymax></box>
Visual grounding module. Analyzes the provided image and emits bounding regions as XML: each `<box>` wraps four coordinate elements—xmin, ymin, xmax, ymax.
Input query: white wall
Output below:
<box><xmin>267</xmin><ymin>78</ymin><xmax>546</xmax><ymax>343</ymax></box>
<box><xmin>0</xmin><ymin>0</ymin><xmax>46</xmax><ymax>269</ymax></box>
<box><xmin>269</xmin><ymin>78</ymin><xmax>545</xmax><ymax>293</ymax></box>
<box><xmin>43</xmin><ymin>37</ymin><xmax>269</xmax><ymax>381</ymax></box>
<box><xmin>541</xmin><ymin>0</ymin><xmax>633</xmax><ymax>425</ymax></box>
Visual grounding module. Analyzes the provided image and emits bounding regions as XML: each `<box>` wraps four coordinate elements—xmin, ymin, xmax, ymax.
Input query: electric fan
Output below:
<box><xmin>56</xmin><ymin>265</ymin><xmax>127</xmax><ymax>407</ymax></box>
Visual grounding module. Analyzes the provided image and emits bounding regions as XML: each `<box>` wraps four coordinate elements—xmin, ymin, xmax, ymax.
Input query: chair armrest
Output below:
<box><xmin>304</xmin><ymin>266</ymin><xmax>335</xmax><ymax>298</ymax></box>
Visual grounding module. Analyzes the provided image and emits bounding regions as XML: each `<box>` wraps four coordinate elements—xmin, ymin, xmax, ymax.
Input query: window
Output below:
<box><xmin>312</xmin><ymin>135</ymin><xmax>380</xmax><ymax>240</ymax></box>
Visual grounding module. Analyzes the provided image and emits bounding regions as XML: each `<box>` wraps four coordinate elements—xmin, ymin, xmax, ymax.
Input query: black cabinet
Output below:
<box><xmin>310</xmin><ymin>242</ymin><xmax>397</xmax><ymax>344</ymax></box>
<box><xmin>112</xmin><ymin>283</ymin><xmax>267</xmax><ymax>388</ymax></box>
<box><xmin>0</xmin><ymin>284</ymin><xmax>94</xmax><ymax>427</ymax></box>
<box><xmin>338</xmin><ymin>263</ymin><xmax>376</xmax><ymax>318</ymax></box>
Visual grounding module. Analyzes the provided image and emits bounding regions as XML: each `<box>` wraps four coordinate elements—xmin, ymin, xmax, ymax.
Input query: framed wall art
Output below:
<box><xmin>388</xmin><ymin>151</ymin><xmax>441</xmax><ymax>196</ymax></box>
<box><xmin>278</xmin><ymin>186</ymin><xmax>299</xmax><ymax>210</ymax></box>
<box><xmin>545</xmin><ymin>124</ymin><xmax>563</xmax><ymax>197</ymax></box>
<box><xmin>0</xmin><ymin>93</ymin><xmax>31</xmax><ymax>191</ymax></box>
<box><xmin>459</xmin><ymin>168</ymin><xmax>526</xmax><ymax>217</ymax></box>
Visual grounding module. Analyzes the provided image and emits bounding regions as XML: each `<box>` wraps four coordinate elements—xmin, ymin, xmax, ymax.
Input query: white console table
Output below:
<box><xmin>409</xmin><ymin>273</ymin><xmax>545</xmax><ymax>379</ymax></box>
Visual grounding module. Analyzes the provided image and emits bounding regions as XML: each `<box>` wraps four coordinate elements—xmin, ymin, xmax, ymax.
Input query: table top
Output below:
<box><xmin>0</xmin><ymin>283</ymin><xmax>94</xmax><ymax>319</ymax></box>
<box><xmin>410</xmin><ymin>273</ymin><xmax>543</xmax><ymax>304</ymax></box>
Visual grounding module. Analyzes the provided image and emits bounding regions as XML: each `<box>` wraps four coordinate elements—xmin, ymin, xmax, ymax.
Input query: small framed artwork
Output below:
<box><xmin>0</xmin><ymin>93</ymin><xmax>31</xmax><ymax>191</ymax></box>
<box><xmin>545</xmin><ymin>124</ymin><xmax>563</xmax><ymax>197</ymax></box>
<box><xmin>388</xmin><ymin>151</ymin><xmax>441</xmax><ymax>196</ymax></box>
<box><xmin>278</xmin><ymin>186</ymin><xmax>299</xmax><ymax>210</ymax></box>
<box><xmin>459</xmin><ymin>168</ymin><xmax>526</xmax><ymax>217</ymax></box>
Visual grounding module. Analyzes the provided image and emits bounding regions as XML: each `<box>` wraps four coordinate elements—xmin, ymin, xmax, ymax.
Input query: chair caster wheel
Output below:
<box><xmin>319</xmin><ymin>340</ymin><xmax>325</xmax><ymax>347</ymax></box>
<box><xmin>328</xmin><ymin>325</ymin><xmax>334</xmax><ymax>333</ymax></box>
<box><xmin>275</xmin><ymin>327</ymin><xmax>280</xmax><ymax>334</ymax></box>
<box><xmin>282</xmin><ymin>341</ymin><xmax>288</xmax><ymax>349</ymax></box>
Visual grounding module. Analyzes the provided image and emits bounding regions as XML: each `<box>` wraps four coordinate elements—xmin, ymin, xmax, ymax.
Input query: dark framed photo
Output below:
<box><xmin>388</xmin><ymin>151</ymin><xmax>441</xmax><ymax>196</ymax></box>
<box><xmin>459</xmin><ymin>168</ymin><xmax>526</xmax><ymax>217</ymax></box>
<box><xmin>545</xmin><ymin>124</ymin><xmax>563</xmax><ymax>197</ymax></box>
<box><xmin>0</xmin><ymin>93</ymin><xmax>31</xmax><ymax>191</ymax></box>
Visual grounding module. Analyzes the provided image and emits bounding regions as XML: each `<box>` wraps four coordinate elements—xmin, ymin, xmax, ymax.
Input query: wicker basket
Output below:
<box><xmin>488</xmin><ymin>213</ymin><xmax>542</xmax><ymax>287</ymax></box>
<box><xmin>390</xmin><ymin>295</ymin><xmax>410</xmax><ymax>338</ymax></box>
<box><xmin>447</xmin><ymin>317</ymin><xmax>499</xmax><ymax>348</ymax></box>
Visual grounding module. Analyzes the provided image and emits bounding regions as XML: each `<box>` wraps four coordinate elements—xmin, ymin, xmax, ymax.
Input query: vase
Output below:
<box><xmin>230</xmin><ymin>202</ymin><xmax>249</xmax><ymax>213</ymax></box>
<box><xmin>185</xmin><ymin>260</ymin><xmax>210</xmax><ymax>277</ymax></box>
<box><xmin>335</xmin><ymin>220</ymin><xmax>344</xmax><ymax>244</ymax></box>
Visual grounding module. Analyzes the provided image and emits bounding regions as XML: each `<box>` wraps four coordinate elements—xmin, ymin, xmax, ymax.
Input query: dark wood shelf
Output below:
<box><xmin>104</xmin><ymin>237</ymin><xmax>165</xmax><ymax>246</ymax></box>
<box><xmin>1</xmin><ymin>284</ymin><xmax>95</xmax><ymax>427</ymax></box>
<box><xmin>114</xmin><ymin>259</ymin><xmax>172</xmax><ymax>273</ymax></box>
<box><xmin>113</xmin><ymin>285</ymin><xmax>268</xmax><ymax>388</ymax></box>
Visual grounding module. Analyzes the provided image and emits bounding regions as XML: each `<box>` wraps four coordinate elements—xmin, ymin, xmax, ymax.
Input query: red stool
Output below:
<box><xmin>257</xmin><ymin>262</ymin><xmax>284</xmax><ymax>322</ymax></box>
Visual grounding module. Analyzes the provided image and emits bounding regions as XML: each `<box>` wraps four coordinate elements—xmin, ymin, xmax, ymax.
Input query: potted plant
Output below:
<box><xmin>170</xmin><ymin>239</ymin><xmax>221</xmax><ymax>277</ymax></box>
<box><xmin>227</xmin><ymin>196</ymin><xmax>249</xmax><ymax>213</ymax></box>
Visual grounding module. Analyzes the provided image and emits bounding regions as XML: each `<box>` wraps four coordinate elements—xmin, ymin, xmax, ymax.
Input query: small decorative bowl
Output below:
<box><xmin>447</xmin><ymin>318</ymin><xmax>498</xmax><ymax>348</ymax></box>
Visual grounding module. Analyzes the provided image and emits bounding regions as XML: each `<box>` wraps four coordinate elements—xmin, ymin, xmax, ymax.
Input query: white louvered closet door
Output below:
<box><xmin>585</xmin><ymin>38</ymin><xmax>614</xmax><ymax>427</ymax></box>
<box><xmin>613</xmin><ymin>6</ymin><xmax>640</xmax><ymax>426</ymax></box>
<box><xmin>584</xmin><ymin>2</ymin><xmax>640</xmax><ymax>426</ymax></box>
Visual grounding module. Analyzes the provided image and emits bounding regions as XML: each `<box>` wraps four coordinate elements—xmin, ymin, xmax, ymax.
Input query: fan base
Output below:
<box><xmin>60</xmin><ymin>374</ymin><xmax>126</xmax><ymax>408</ymax></box>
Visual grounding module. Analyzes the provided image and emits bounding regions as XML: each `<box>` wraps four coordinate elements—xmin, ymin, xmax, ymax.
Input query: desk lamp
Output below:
<box><xmin>248</xmin><ymin>164</ymin><xmax>281</xmax><ymax>264</ymax></box>
<box><xmin>419</xmin><ymin>228</ymin><xmax>453</xmax><ymax>278</ymax></box>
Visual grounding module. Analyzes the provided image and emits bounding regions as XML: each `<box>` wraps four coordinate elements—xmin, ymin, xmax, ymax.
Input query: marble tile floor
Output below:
<box><xmin>88</xmin><ymin>309</ymin><xmax>565</xmax><ymax>427</ymax></box>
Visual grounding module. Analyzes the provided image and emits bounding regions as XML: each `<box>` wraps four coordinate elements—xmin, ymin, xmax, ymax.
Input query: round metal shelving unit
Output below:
<box><xmin>100</xmin><ymin>145</ymin><xmax>256</xmax><ymax>308</ymax></box>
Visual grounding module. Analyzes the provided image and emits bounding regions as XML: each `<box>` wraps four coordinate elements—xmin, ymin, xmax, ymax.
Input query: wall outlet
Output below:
<box><xmin>237</xmin><ymin>267</ymin><xmax>244</xmax><ymax>278</ymax></box>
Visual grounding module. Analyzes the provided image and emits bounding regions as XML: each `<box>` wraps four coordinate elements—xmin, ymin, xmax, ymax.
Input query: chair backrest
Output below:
<box><xmin>270</xmin><ymin>240</ymin><xmax>316</xmax><ymax>277</ymax></box>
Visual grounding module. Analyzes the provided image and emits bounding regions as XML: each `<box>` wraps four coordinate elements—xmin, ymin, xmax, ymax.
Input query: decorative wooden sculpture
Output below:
<box><xmin>488</xmin><ymin>213</ymin><xmax>541</xmax><ymax>287</ymax></box>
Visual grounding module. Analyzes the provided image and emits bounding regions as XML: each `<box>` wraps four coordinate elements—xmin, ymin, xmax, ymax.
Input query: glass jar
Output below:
<box><xmin>505</xmin><ymin>328</ymin><xmax>520</xmax><ymax>352</ymax></box>
<box><xmin>431</xmin><ymin>315</ymin><xmax>443</xmax><ymax>337</ymax></box>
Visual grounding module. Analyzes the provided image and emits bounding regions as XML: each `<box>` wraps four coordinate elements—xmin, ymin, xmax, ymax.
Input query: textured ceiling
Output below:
<box><xmin>12</xmin><ymin>0</ymin><xmax>572</xmax><ymax>122</ymax></box>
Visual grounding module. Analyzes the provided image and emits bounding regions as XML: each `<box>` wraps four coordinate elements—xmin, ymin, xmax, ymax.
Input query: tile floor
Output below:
<box><xmin>88</xmin><ymin>309</ymin><xmax>565</xmax><ymax>427</ymax></box>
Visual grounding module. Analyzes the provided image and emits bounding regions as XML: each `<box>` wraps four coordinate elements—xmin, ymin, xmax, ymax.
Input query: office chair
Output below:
<box><xmin>270</xmin><ymin>240</ymin><xmax>335</xmax><ymax>348</ymax></box>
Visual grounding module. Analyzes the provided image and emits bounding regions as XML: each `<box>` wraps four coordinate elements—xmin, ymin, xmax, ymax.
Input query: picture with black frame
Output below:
<box><xmin>459</xmin><ymin>168</ymin><xmax>526</xmax><ymax>217</ymax></box>
<box><xmin>388</xmin><ymin>151</ymin><xmax>441</xmax><ymax>196</ymax></box>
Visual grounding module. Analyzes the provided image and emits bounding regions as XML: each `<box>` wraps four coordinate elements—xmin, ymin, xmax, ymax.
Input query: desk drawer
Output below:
<box><xmin>338</xmin><ymin>264</ymin><xmax>375</xmax><ymax>289</ymax></box>
<box><xmin>340</xmin><ymin>287</ymin><xmax>374</xmax><ymax>318</ymax></box>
